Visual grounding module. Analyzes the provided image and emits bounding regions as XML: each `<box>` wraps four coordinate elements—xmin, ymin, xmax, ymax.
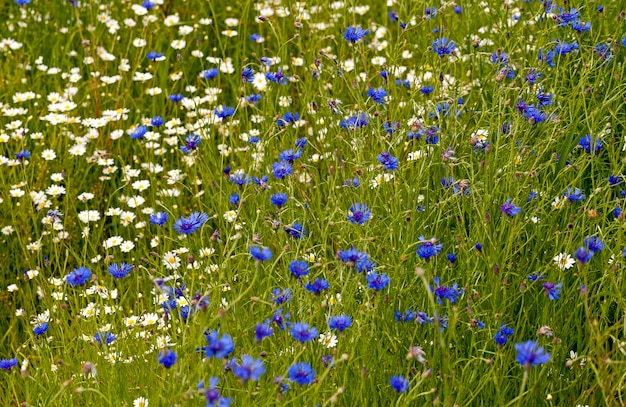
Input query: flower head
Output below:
<box><xmin>347</xmin><ymin>203</ymin><xmax>371</xmax><ymax>225</ymax></box>
<box><xmin>65</xmin><ymin>266</ymin><xmax>92</xmax><ymax>286</ymax></box>
<box><xmin>343</xmin><ymin>26</ymin><xmax>369</xmax><ymax>43</ymax></box>
<box><xmin>515</xmin><ymin>340</ymin><xmax>551</xmax><ymax>367</ymax></box>
<box><xmin>157</xmin><ymin>349</ymin><xmax>177</xmax><ymax>368</ymax></box>
<box><xmin>288</xmin><ymin>362</ymin><xmax>316</xmax><ymax>385</ymax></box>
<box><xmin>173</xmin><ymin>212</ymin><xmax>209</xmax><ymax>235</ymax></box>
<box><xmin>500</xmin><ymin>199</ymin><xmax>521</xmax><ymax>217</ymax></box>
<box><xmin>390</xmin><ymin>375</ymin><xmax>410</xmax><ymax>392</ymax></box>
<box><xmin>108</xmin><ymin>263</ymin><xmax>132</xmax><ymax>279</ymax></box>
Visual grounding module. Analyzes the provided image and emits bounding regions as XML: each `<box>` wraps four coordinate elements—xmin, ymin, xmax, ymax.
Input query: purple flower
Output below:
<box><xmin>347</xmin><ymin>203</ymin><xmax>371</xmax><ymax>224</ymax></box>
<box><xmin>366</xmin><ymin>272</ymin><xmax>390</xmax><ymax>291</ymax></box>
<box><xmin>254</xmin><ymin>321</ymin><xmax>274</xmax><ymax>342</ymax></box>
<box><xmin>574</xmin><ymin>247</ymin><xmax>594</xmax><ymax>264</ymax></box>
<box><xmin>494</xmin><ymin>324</ymin><xmax>514</xmax><ymax>346</ymax></box>
<box><xmin>287</xmin><ymin>362</ymin><xmax>315</xmax><ymax>385</ymax></box>
<box><xmin>304</xmin><ymin>278</ymin><xmax>330</xmax><ymax>295</ymax></box>
<box><xmin>515</xmin><ymin>340</ymin><xmax>551</xmax><ymax>367</ymax></box>
<box><xmin>289</xmin><ymin>260</ymin><xmax>309</xmax><ymax>278</ymax></box>
<box><xmin>197</xmin><ymin>330</ymin><xmax>234</xmax><ymax>360</ymax></box>
<box><xmin>501</xmin><ymin>199</ymin><xmax>521</xmax><ymax>217</ymax></box>
<box><xmin>0</xmin><ymin>358</ymin><xmax>18</xmax><ymax>371</ymax></box>
<box><xmin>108</xmin><ymin>263</ymin><xmax>132</xmax><ymax>279</ymax></box>
<box><xmin>149</xmin><ymin>212</ymin><xmax>168</xmax><ymax>226</ymax></box>
<box><xmin>173</xmin><ymin>212</ymin><xmax>209</xmax><ymax>235</ymax></box>
<box><xmin>343</xmin><ymin>26</ymin><xmax>369</xmax><ymax>43</ymax></box>
<box><xmin>542</xmin><ymin>282</ymin><xmax>562</xmax><ymax>300</ymax></box>
<box><xmin>290</xmin><ymin>322</ymin><xmax>318</xmax><ymax>343</ymax></box>
<box><xmin>65</xmin><ymin>266</ymin><xmax>92</xmax><ymax>286</ymax></box>
<box><xmin>250</xmin><ymin>246</ymin><xmax>272</xmax><ymax>262</ymax></box>
<box><xmin>229</xmin><ymin>355</ymin><xmax>265</xmax><ymax>382</ymax></box>
<box><xmin>158</xmin><ymin>349</ymin><xmax>177</xmax><ymax>368</ymax></box>
<box><xmin>377</xmin><ymin>152</ymin><xmax>398</xmax><ymax>170</ymax></box>
<box><xmin>34</xmin><ymin>323</ymin><xmax>49</xmax><ymax>336</ymax></box>
<box><xmin>432</xmin><ymin>38</ymin><xmax>456</xmax><ymax>57</ymax></box>
<box><xmin>198</xmin><ymin>377</ymin><xmax>233</xmax><ymax>407</ymax></box>
<box><xmin>328</xmin><ymin>315</ymin><xmax>352</xmax><ymax>331</ymax></box>
<box><xmin>416</xmin><ymin>236</ymin><xmax>443</xmax><ymax>260</ymax></box>
<box><xmin>390</xmin><ymin>375</ymin><xmax>410</xmax><ymax>392</ymax></box>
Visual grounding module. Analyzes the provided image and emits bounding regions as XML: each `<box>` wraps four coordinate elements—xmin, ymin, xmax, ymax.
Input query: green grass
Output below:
<box><xmin>1</xmin><ymin>0</ymin><xmax>626</xmax><ymax>406</ymax></box>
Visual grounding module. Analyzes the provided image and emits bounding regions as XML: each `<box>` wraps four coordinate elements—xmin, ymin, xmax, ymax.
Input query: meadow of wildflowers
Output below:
<box><xmin>2</xmin><ymin>0</ymin><xmax>626</xmax><ymax>405</ymax></box>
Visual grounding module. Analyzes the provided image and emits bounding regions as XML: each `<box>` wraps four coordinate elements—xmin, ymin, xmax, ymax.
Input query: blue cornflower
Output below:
<box><xmin>555</xmin><ymin>8</ymin><xmax>579</xmax><ymax>27</ymax></box>
<box><xmin>564</xmin><ymin>188</ymin><xmax>585</xmax><ymax>202</ymax></box>
<box><xmin>146</xmin><ymin>51</ymin><xmax>164</xmax><ymax>61</ymax></box>
<box><xmin>425</xmin><ymin>6</ymin><xmax>437</xmax><ymax>18</ymax></box>
<box><xmin>366</xmin><ymin>272</ymin><xmax>390</xmax><ymax>291</ymax></box>
<box><xmin>416</xmin><ymin>311</ymin><xmax>432</xmax><ymax>324</ymax></box>
<box><xmin>340</xmin><ymin>113</ymin><xmax>369</xmax><ymax>129</ymax></box>
<box><xmin>542</xmin><ymin>282</ymin><xmax>562</xmax><ymax>300</ymax></box>
<box><xmin>201</xmin><ymin>68</ymin><xmax>219</xmax><ymax>80</ymax></box>
<box><xmin>525</xmin><ymin>69</ymin><xmax>542</xmax><ymax>84</ymax></box>
<box><xmin>255</xmin><ymin>321</ymin><xmax>274</xmax><ymax>342</ymax></box>
<box><xmin>390</xmin><ymin>375</ymin><xmax>410</xmax><ymax>393</ymax></box>
<box><xmin>431</xmin><ymin>277</ymin><xmax>464</xmax><ymax>304</ymax></box>
<box><xmin>150</xmin><ymin>116</ymin><xmax>164</xmax><ymax>127</ymax></box>
<box><xmin>130</xmin><ymin>125</ymin><xmax>148</xmax><ymax>140</ymax></box>
<box><xmin>229</xmin><ymin>355</ymin><xmax>265</xmax><ymax>382</ymax></box>
<box><xmin>108</xmin><ymin>263</ymin><xmax>132</xmax><ymax>279</ymax></box>
<box><xmin>343</xmin><ymin>26</ymin><xmax>369</xmax><ymax>43</ymax></box>
<box><xmin>229</xmin><ymin>172</ymin><xmax>250</xmax><ymax>186</ymax></box>
<box><xmin>328</xmin><ymin>315</ymin><xmax>352</xmax><ymax>331</ymax></box>
<box><xmin>574</xmin><ymin>247</ymin><xmax>594</xmax><ymax>264</ymax></box>
<box><xmin>158</xmin><ymin>349</ymin><xmax>177</xmax><ymax>368</ymax></box>
<box><xmin>141</xmin><ymin>0</ymin><xmax>154</xmax><ymax>9</ymax></box>
<box><xmin>515</xmin><ymin>340</ymin><xmax>551</xmax><ymax>367</ymax></box>
<box><xmin>199</xmin><ymin>377</ymin><xmax>233</xmax><ymax>407</ymax></box>
<box><xmin>432</xmin><ymin>38</ymin><xmax>456</xmax><ymax>57</ymax></box>
<box><xmin>578</xmin><ymin>134</ymin><xmax>601</xmax><ymax>154</ymax></box>
<box><xmin>65</xmin><ymin>266</ymin><xmax>92</xmax><ymax>286</ymax></box>
<box><xmin>447</xmin><ymin>253</ymin><xmax>457</xmax><ymax>264</ymax></box>
<box><xmin>490</xmin><ymin>52</ymin><xmax>509</xmax><ymax>65</ymax></box>
<box><xmin>289</xmin><ymin>260</ymin><xmax>309</xmax><ymax>279</ymax></box>
<box><xmin>377</xmin><ymin>152</ymin><xmax>398</xmax><ymax>170</ymax></box>
<box><xmin>173</xmin><ymin>212</ymin><xmax>209</xmax><ymax>235</ymax></box>
<box><xmin>555</xmin><ymin>41</ymin><xmax>579</xmax><ymax>55</ymax></box>
<box><xmin>454</xmin><ymin>5</ymin><xmax>462</xmax><ymax>13</ymax></box>
<box><xmin>278</xmin><ymin>149</ymin><xmax>303</xmax><ymax>162</ymax></box>
<box><xmin>609</xmin><ymin>175</ymin><xmax>622</xmax><ymax>187</ymax></box>
<box><xmin>168</xmin><ymin>93</ymin><xmax>184</xmax><ymax>102</ymax></box>
<box><xmin>395</xmin><ymin>309</ymin><xmax>416</xmax><ymax>323</ymax></box>
<box><xmin>250</xmin><ymin>246</ymin><xmax>272</xmax><ymax>262</ymax></box>
<box><xmin>0</xmin><ymin>358</ymin><xmax>18</xmax><ymax>371</ymax></box>
<box><xmin>290</xmin><ymin>322</ymin><xmax>318</xmax><ymax>343</ymax></box>
<box><xmin>536</xmin><ymin>90</ymin><xmax>553</xmax><ymax>107</ymax></box>
<box><xmin>149</xmin><ymin>211</ymin><xmax>168</xmax><ymax>226</ymax></box>
<box><xmin>14</xmin><ymin>0</ymin><xmax>31</xmax><ymax>5</ymax></box>
<box><xmin>571</xmin><ymin>19</ymin><xmax>591</xmax><ymax>32</ymax></box>
<box><xmin>584</xmin><ymin>236</ymin><xmax>606</xmax><ymax>252</ymax></box>
<box><xmin>367</xmin><ymin>88</ymin><xmax>388</xmax><ymax>105</ymax></box>
<box><xmin>180</xmin><ymin>134</ymin><xmax>201</xmax><ymax>153</ymax></box>
<box><xmin>272</xmin><ymin>309</ymin><xmax>291</xmax><ymax>331</ymax></box>
<box><xmin>214</xmin><ymin>105</ymin><xmax>235</xmax><ymax>119</ymax></box>
<box><xmin>494</xmin><ymin>324</ymin><xmax>514</xmax><ymax>346</ymax></box>
<box><xmin>285</xmin><ymin>222</ymin><xmax>306</xmax><ymax>239</ymax></box>
<box><xmin>272</xmin><ymin>161</ymin><xmax>293</xmax><ymax>179</ymax></box>
<box><xmin>197</xmin><ymin>330</ymin><xmax>234</xmax><ymax>359</ymax></box>
<box><xmin>501</xmin><ymin>199</ymin><xmax>521</xmax><ymax>217</ymax></box>
<box><xmin>277</xmin><ymin>112</ymin><xmax>300</xmax><ymax>127</ymax></box>
<box><xmin>270</xmin><ymin>193</ymin><xmax>288</xmax><ymax>207</ymax></box>
<box><xmin>228</xmin><ymin>193</ymin><xmax>240</xmax><ymax>206</ymax></box>
<box><xmin>347</xmin><ymin>203</ymin><xmax>371</xmax><ymax>225</ymax></box>
<box><xmin>305</xmin><ymin>278</ymin><xmax>330</xmax><ymax>295</ymax></box>
<box><xmin>416</xmin><ymin>236</ymin><xmax>443</xmax><ymax>260</ymax></box>
<box><xmin>34</xmin><ymin>323</ymin><xmax>49</xmax><ymax>336</ymax></box>
<box><xmin>249</xmin><ymin>33</ymin><xmax>263</xmax><ymax>43</ymax></box>
<box><xmin>420</xmin><ymin>85</ymin><xmax>434</xmax><ymax>94</ymax></box>
<box><xmin>270</xmin><ymin>288</ymin><xmax>292</xmax><ymax>305</ymax></box>
<box><xmin>288</xmin><ymin>362</ymin><xmax>315</xmax><ymax>385</ymax></box>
